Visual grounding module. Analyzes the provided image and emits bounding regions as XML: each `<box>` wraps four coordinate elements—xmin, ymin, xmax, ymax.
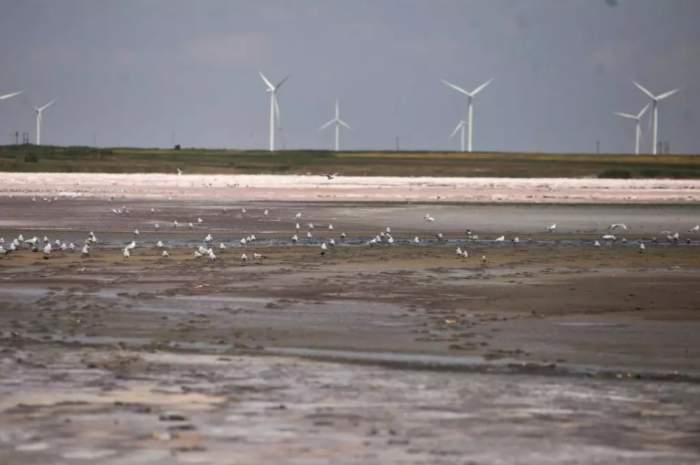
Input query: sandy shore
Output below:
<box><xmin>2</xmin><ymin>172</ymin><xmax>700</xmax><ymax>203</ymax></box>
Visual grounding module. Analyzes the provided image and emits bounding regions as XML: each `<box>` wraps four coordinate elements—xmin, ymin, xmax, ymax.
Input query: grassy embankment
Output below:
<box><xmin>1</xmin><ymin>145</ymin><xmax>699</xmax><ymax>178</ymax></box>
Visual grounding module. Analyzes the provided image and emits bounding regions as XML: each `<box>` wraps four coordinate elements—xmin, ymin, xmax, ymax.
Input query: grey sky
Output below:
<box><xmin>0</xmin><ymin>0</ymin><xmax>698</xmax><ymax>153</ymax></box>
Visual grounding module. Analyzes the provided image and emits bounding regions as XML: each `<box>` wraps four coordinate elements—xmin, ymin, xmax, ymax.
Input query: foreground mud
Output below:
<box><xmin>1</xmin><ymin>196</ymin><xmax>700</xmax><ymax>464</ymax></box>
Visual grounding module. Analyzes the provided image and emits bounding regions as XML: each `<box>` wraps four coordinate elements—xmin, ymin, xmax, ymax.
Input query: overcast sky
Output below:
<box><xmin>0</xmin><ymin>0</ymin><xmax>698</xmax><ymax>153</ymax></box>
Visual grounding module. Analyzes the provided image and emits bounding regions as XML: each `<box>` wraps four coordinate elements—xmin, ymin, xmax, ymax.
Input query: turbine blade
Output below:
<box><xmin>259</xmin><ymin>71</ymin><xmax>275</xmax><ymax>91</ymax></box>
<box><xmin>449</xmin><ymin>121</ymin><xmax>463</xmax><ymax>139</ymax></box>
<box><xmin>319</xmin><ymin>119</ymin><xmax>335</xmax><ymax>130</ymax></box>
<box><xmin>338</xmin><ymin>119</ymin><xmax>351</xmax><ymax>130</ymax></box>
<box><xmin>614</xmin><ymin>112</ymin><xmax>637</xmax><ymax>120</ymax></box>
<box><xmin>441</xmin><ymin>79</ymin><xmax>471</xmax><ymax>96</ymax></box>
<box><xmin>656</xmin><ymin>89</ymin><xmax>679</xmax><ymax>101</ymax></box>
<box><xmin>636</xmin><ymin>103</ymin><xmax>650</xmax><ymax>119</ymax></box>
<box><xmin>634</xmin><ymin>81</ymin><xmax>656</xmax><ymax>100</ymax></box>
<box><xmin>0</xmin><ymin>90</ymin><xmax>22</xmax><ymax>100</ymax></box>
<box><xmin>273</xmin><ymin>95</ymin><xmax>281</xmax><ymax>125</ymax></box>
<box><xmin>470</xmin><ymin>78</ymin><xmax>493</xmax><ymax>96</ymax></box>
<box><xmin>275</xmin><ymin>74</ymin><xmax>290</xmax><ymax>90</ymax></box>
<box><xmin>39</xmin><ymin>99</ymin><xmax>56</xmax><ymax>112</ymax></box>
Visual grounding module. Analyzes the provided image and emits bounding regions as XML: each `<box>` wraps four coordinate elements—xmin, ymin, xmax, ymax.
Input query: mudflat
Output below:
<box><xmin>1</xmin><ymin>181</ymin><xmax>699</xmax><ymax>464</ymax></box>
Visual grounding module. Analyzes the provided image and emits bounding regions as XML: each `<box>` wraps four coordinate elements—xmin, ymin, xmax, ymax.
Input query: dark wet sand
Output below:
<box><xmin>1</xmin><ymin>196</ymin><xmax>700</xmax><ymax>464</ymax></box>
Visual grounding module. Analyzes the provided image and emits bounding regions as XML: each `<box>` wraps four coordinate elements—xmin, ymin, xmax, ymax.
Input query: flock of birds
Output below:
<box><xmin>1</xmin><ymin>197</ymin><xmax>699</xmax><ymax>264</ymax></box>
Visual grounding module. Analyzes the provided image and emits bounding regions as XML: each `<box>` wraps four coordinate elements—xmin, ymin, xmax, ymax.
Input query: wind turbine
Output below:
<box><xmin>319</xmin><ymin>99</ymin><xmax>351</xmax><ymax>151</ymax></box>
<box><xmin>614</xmin><ymin>104</ymin><xmax>649</xmax><ymax>155</ymax></box>
<box><xmin>441</xmin><ymin>78</ymin><xmax>493</xmax><ymax>152</ymax></box>
<box><xmin>449</xmin><ymin>120</ymin><xmax>466</xmax><ymax>152</ymax></box>
<box><xmin>34</xmin><ymin>99</ymin><xmax>56</xmax><ymax>145</ymax></box>
<box><xmin>0</xmin><ymin>90</ymin><xmax>22</xmax><ymax>101</ymax></box>
<box><xmin>259</xmin><ymin>72</ymin><xmax>289</xmax><ymax>151</ymax></box>
<box><xmin>633</xmin><ymin>82</ymin><xmax>679</xmax><ymax>155</ymax></box>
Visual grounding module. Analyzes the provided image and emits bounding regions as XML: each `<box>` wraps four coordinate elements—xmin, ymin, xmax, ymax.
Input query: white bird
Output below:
<box><xmin>325</xmin><ymin>172</ymin><xmax>339</xmax><ymax>180</ymax></box>
<box><xmin>133</xmin><ymin>229</ymin><xmax>140</xmax><ymax>236</ymax></box>
<box><xmin>329</xmin><ymin>238</ymin><xmax>336</xmax><ymax>247</ymax></box>
<box><xmin>68</xmin><ymin>242</ymin><xmax>76</xmax><ymax>251</ymax></box>
<box><xmin>602</xmin><ymin>234</ymin><xmax>616</xmax><ymax>241</ymax></box>
<box><xmin>424</xmin><ymin>214</ymin><xmax>435</xmax><ymax>222</ymax></box>
<box><xmin>240</xmin><ymin>238</ymin><xmax>247</xmax><ymax>245</ymax></box>
<box><xmin>340</xmin><ymin>232</ymin><xmax>347</xmax><ymax>240</ymax></box>
<box><xmin>328</xmin><ymin>224</ymin><xmax>334</xmax><ymax>230</ymax></box>
<box><xmin>193</xmin><ymin>249</ymin><xmax>203</xmax><ymax>258</ymax></box>
<box><xmin>0</xmin><ymin>245</ymin><xmax>6</xmax><ymax>255</ymax></box>
<box><xmin>495</xmin><ymin>235</ymin><xmax>505</xmax><ymax>242</ymax></box>
<box><xmin>156</xmin><ymin>240</ymin><xmax>165</xmax><ymax>248</ymax></box>
<box><xmin>320</xmin><ymin>242</ymin><xmax>328</xmax><ymax>255</ymax></box>
<box><xmin>308</xmin><ymin>223</ymin><xmax>314</xmax><ymax>229</ymax></box>
<box><xmin>689</xmin><ymin>225</ymin><xmax>699</xmax><ymax>232</ymax></box>
<box><xmin>319</xmin><ymin>99</ymin><xmax>351</xmax><ymax>151</ymax></box>
<box><xmin>609</xmin><ymin>223</ymin><xmax>628</xmax><ymax>231</ymax></box>
<box><xmin>154</xmin><ymin>223</ymin><xmax>160</xmax><ymax>230</ymax></box>
<box><xmin>413</xmin><ymin>236</ymin><xmax>420</xmax><ymax>244</ymax></box>
<box><xmin>161</xmin><ymin>250</ymin><xmax>169</xmax><ymax>257</ymax></box>
<box><xmin>219</xmin><ymin>242</ymin><xmax>226</xmax><ymax>250</ymax></box>
<box><xmin>295</xmin><ymin>222</ymin><xmax>301</xmax><ymax>230</ymax></box>
<box><xmin>197</xmin><ymin>217</ymin><xmax>203</xmax><ymax>223</ymax></box>
<box><xmin>173</xmin><ymin>220</ymin><xmax>179</xmax><ymax>228</ymax></box>
<box><xmin>295</xmin><ymin>212</ymin><xmax>302</xmax><ymax>219</ymax></box>
<box><xmin>204</xmin><ymin>233</ymin><xmax>213</xmax><ymax>242</ymax></box>
<box><xmin>188</xmin><ymin>222</ymin><xmax>194</xmax><ymax>229</ymax></box>
<box><xmin>207</xmin><ymin>249</ymin><xmax>216</xmax><ymax>261</ymax></box>
<box><xmin>639</xmin><ymin>242</ymin><xmax>646</xmax><ymax>253</ymax></box>
<box><xmin>387</xmin><ymin>236</ymin><xmax>395</xmax><ymax>245</ymax></box>
<box><xmin>177</xmin><ymin>168</ymin><xmax>183</xmax><ymax>176</ymax></box>
<box><xmin>126</xmin><ymin>241</ymin><xmax>136</xmax><ymax>250</ymax></box>
<box><xmin>241</xmin><ymin>253</ymin><xmax>248</xmax><ymax>263</ymax></box>
<box><xmin>88</xmin><ymin>232</ymin><xmax>97</xmax><ymax>243</ymax></box>
<box><xmin>481</xmin><ymin>255</ymin><xmax>487</xmax><ymax>265</ymax></box>
<box><xmin>264</xmin><ymin>209</ymin><xmax>269</xmax><ymax>216</ymax></box>
<box><xmin>385</xmin><ymin>226</ymin><xmax>391</xmax><ymax>233</ymax></box>
<box><xmin>42</xmin><ymin>243</ymin><xmax>52</xmax><ymax>258</ymax></box>
<box><xmin>441</xmin><ymin>78</ymin><xmax>493</xmax><ymax>152</ymax></box>
<box><xmin>306</xmin><ymin>231</ymin><xmax>313</xmax><ymax>239</ymax></box>
<box><xmin>547</xmin><ymin>224</ymin><xmax>557</xmax><ymax>233</ymax></box>
<box><xmin>594</xmin><ymin>240</ymin><xmax>601</xmax><ymax>247</ymax></box>
<box><xmin>456</xmin><ymin>247</ymin><xmax>463</xmax><ymax>256</ymax></box>
<box><xmin>81</xmin><ymin>244</ymin><xmax>90</xmax><ymax>257</ymax></box>
<box><xmin>291</xmin><ymin>234</ymin><xmax>298</xmax><ymax>243</ymax></box>
<box><xmin>253</xmin><ymin>252</ymin><xmax>263</xmax><ymax>261</ymax></box>
<box><xmin>259</xmin><ymin>71</ymin><xmax>290</xmax><ymax>151</ymax></box>
<box><xmin>123</xmin><ymin>248</ymin><xmax>130</xmax><ymax>258</ymax></box>
<box><xmin>513</xmin><ymin>237</ymin><xmax>520</xmax><ymax>243</ymax></box>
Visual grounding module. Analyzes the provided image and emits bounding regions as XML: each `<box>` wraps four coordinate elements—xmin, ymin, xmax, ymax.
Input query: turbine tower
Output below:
<box><xmin>633</xmin><ymin>82</ymin><xmax>679</xmax><ymax>155</ymax></box>
<box><xmin>0</xmin><ymin>90</ymin><xmax>22</xmax><ymax>101</ymax></box>
<box><xmin>319</xmin><ymin>99</ymin><xmax>351</xmax><ymax>151</ymax></box>
<box><xmin>441</xmin><ymin>78</ymin><xmax>493</xmax><ymax>152</ymax></box>
<box><xmin>614</xmin><ymin>104</ymin><xmax>649</xmax><ymax>155</ymax></box>
<box><xmin>259</xmin><ymin>72</ymin><xmax>289</xmax><ymax>151</ymax></box>
<box><xmin>34</xmin><ymin>99</ymin><xmax>55</xmax><ymax>145</ymax></box>
<box><xmin>449</xmin><ymin>120</ymin><xmax>466</xmax><ymax>152</ymax></box>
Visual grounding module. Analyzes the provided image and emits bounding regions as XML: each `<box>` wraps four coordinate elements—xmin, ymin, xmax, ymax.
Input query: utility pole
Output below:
<box><xmin>395</xmin><ymin>136</ymin><xmax>400</xmax><ymax>152</ymax></box>
<box><xmin>14</xmin><ymin>131</ymin><xmax>19</xmax><ymax>145</ymax></box>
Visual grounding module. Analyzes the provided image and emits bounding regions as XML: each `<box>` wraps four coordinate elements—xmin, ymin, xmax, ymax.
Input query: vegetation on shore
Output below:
<box><xmin>1</xmin><ymin>144</ymin><xmax>699</xmax><ymax>178</ymax></box>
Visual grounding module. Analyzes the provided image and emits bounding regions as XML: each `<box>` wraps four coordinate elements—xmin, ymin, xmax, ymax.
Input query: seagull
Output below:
<box><xmin>173</xmin><ymin>220</ymin><xmax>179</xmax><ymax>228</ymax></box>
<box><xmin>387</xmin><ymin>236</ymin><xmax>395</xmax><ymax>244</ymax></box>
<box><xmin>456</xmin><ymin>247</ymin><xmax>464</xmax><ymax>256</ymax></box>
<box><xmin>325</xmin><ymin>172</ymin><xmax>338</xmax><ymax>180</ymax></box>
<box><xmin>340</xmin><ymin>232</ymin><xmax>347</xmax><ymax>240</ymax></box>
<box><xmin>241</xmin><ymin>208</ymin><xmax>247</xmax><ymax>214</ymax></box>
<box><xmin>68</xmin><ymin>242</ymin><xmax>76</xmax><ymax>251</ymax></box>
<box><xmin>306</xmin><ymin>231</ymin><xmax>313</xmax><ymax>239</ymax></box>
<box><xmin>219</xmin><ymin>242</ymin><xmax>226</xmax><ymax>250</ymax></box>
<box><xmin>193</xmin><ymin>249</ymin><xmax>203</xmax><ymax>258</ymax></box>
<box><xmin>88</xmin><ymin>232</ymin><xmax>97</xmax><ymax>244</ymax></box>
<box><xmin>207</xmin><ymin>249</ymin><xmax>216</xmax><ymax>261</ymax></box>
<box><xmin>133</xmin><ymin>229</ymin><xmax>140</xmax><ymax>236</ymax></box>
<box><xmin>295</xmin><ymin>212</ymin><xmax>302</xmax><ymax>219</ymax></box>
<box><xmin>481</xmin><ymin>255</ymin><xmax>487</xmax><ymax>265</ymax></box>
<box><xmin>329</xmin><ymin>238</ymin><xmax>336</xmax><ymax>247</ymax></box>
<box><xmin>547</xmin><ymin>224</ymin><xmax>557</xmax><ymax>233</ymax></box>
<box><xmin>609</xmin><ymin>223</ymin><xmax>628</xmax><ymax>231</ymax></box>
<box><xmin>253</xmin><ymin>252</ymin><xmax>263</xmax><ymax>261</ymax></box>
<box><xmin>81</xmin><ymin>244</ymin><xmax>90</xmax><ymax>257</ymax></box>
<box><xmin>308</xmin><ymin>223</ymin><xmax>314</xmax><ymax>229</ymax></box>
<box><xmin>639</xmin><ymin>242</ymin><xmax>646</xmax><ymax>253</ymax></box>
<box><xmin>241</xmin><ymin>253</ymin><xmax>248</xmax><ymax>263</ymax></box>
<box><xmin>126</xmin><ymin>241</ymin><xmax>136</xmax><ymax>250</ymax></box>
<box><xmin>188</xmin><ymin>222</ymin><xmax>194</xmax><ymax>229</ymax></box>
<box><xmin>413</xmin><ymin>236</ymin><xmax>420</xmax><ymax>244</ymax></box>
<box><xmin>177</xmin><ymin>168</ymin><xmax>183</xmax><ymax>176</ymax></box>
<box><xmin>42</xmin><ymin>243</ymin><xmax>51</xmax><ymax>259</ymax></box>
<box><xmin>291</xmin><ymin>234</ymin><xmax>298</xmax><ymax>243</ymax></box>
<box><xmin>156</xmin><ymin>240</ymin><xmax>165</xmax><ymax>248</ymax></box>
<box><xmin>602</xmin><ymin>234</ymin><xmax>616</xmax><ymax>241</ymax></box>
<box><xmin>320</xmin><ymin>242</ymin><xmax>328</xmax><ymax>255</ymax></box>
<box><xmin>123</xmin><ymin>248</ymin><xmax>130</xmax><ymax>258</ymax></box>
<box><xmin>495</xmin><ymin>235</ymin><xmax>505</xmax><ymax>242</ymax></box>
<box><xmin>154</xmin><ymin>223</ymin><xmax>160</xmax><ymax>230</ymax></box>
<box><xmin>436</xmin><ymin>233</ymin><xmax>444</xmax><ymax>241</ymax></box>
<box><xmin>0</xmin><ymin>245</ymin><xmax>6</xmax><ymax>256</ymax></box>
<box><xmin>240</xmin><ymin>238</ymin><xmax>247</xmax><ymax>245</ymax></box>
<box><xmin>197</xmin><ymin>217</ymin><xmax>203</xmax><ymax>224</ymax></box>
<box><xmin>328</xmin><ymin>224</ymin><xmax>334</xmax><ymax>230</ymax></box>
<box><xmin>264</xmin><ymin>209</ymin><xmax>269</xmax><ymax>216</ymax></box>
<box><xmin>689</xmin><ymin>225</ymin><xmax>699</xmax><ymax>232</ymax></box>
<box><xmin>594</xmin><ymin>240</ymin><xmax>601</xmax><ymax>247</ymax></box>
<box><xmin>424</xmin><ymin>214</ymin><xmax>435</xmax><ymax>222</ymax></box>
<box><xmin>386</xmin><ymin>226</ymin><xmax>391</xmax><ymax>233</ymax></box>
<box><xmin>161</xmin><ymin>250</ymin><xmax>169</xmax><ymax>257</ymax></box>
<box><xmin>204</xmin><ymin>233</ymin><xmax>213</xmax><ymax>242</ymax></box>
<box><xmin>295</xmin><ymin>222</ymin><xmax>301</xmax><ymax>230</ymax></box>
<box><xmin>512</xmin><ymin>237</ymin><xmax>520</xmax><ymax>243</ymax></box>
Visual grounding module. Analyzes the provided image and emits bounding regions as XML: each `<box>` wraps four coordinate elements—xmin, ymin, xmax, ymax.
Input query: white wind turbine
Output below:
<box><xmin>441</xmin><ymin>78</ymin><xmax>493</xmax><ymax>152</ymax></box>
<box><xmin>319</xmin><ymin>99</ymin><xmax>351</xmax><ymax>151</ymax></box>
<box><xmin>34</xmin><ymin>99</ymin><xmax>56</xmax><ymax>145</ymax></box>
<box><xmin>449</xmin><ymin>120</ymin><xmax>467</xmax><ymax>152</ymax></box>
<box><xmin>633</xmin><ymin>82</ymin><xmax>679</xmax><ymax>155</ymax></box>
<box><xmin>614</xmin><ymin>104</ymin><xmax>649</xmax><ymax>155</ymax></box>
<box><xmin>259</xmin><ymin>72</ymin><xmax>289</xmax><ymax>152</ymax></box>
<box><xmin>0</xmin><ymin>90</ymin><xmax>22</xmax><ymax>101</ymax></box>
